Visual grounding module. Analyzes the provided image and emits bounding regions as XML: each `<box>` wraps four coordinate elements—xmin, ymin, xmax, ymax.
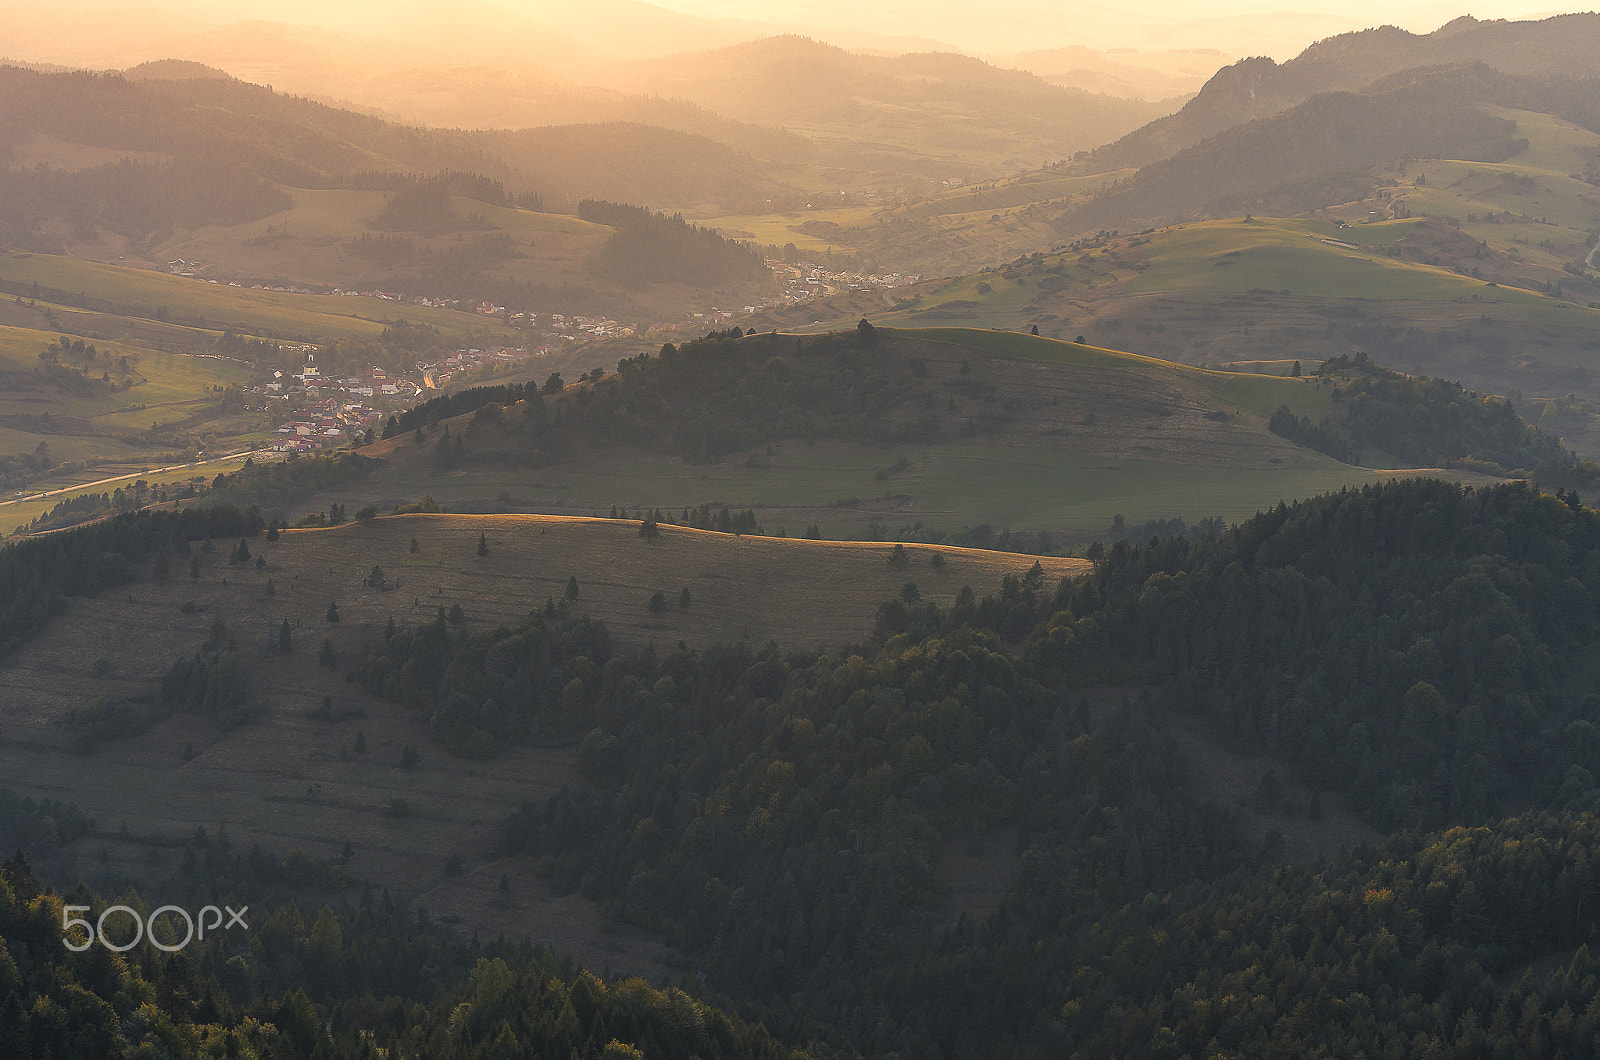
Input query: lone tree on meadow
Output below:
<box><xmin>565</xmin><ymin>576</ymin><xmax>580</xmax><ymax>602</ymax></box>
<box><xmin>326</xmin><ymin>601</ymin><xmax>341</xmax><ymax>623</ymax></box>
<box><xmin>279</xmin><ymin>619</ymin><xmax>293</xmax><ymax>653</ymax></box>
<box><xmin>648</xmin><ymin>591</ymin><xmax>668</xmax><ymax>613</ymax></box>
<box><xmin>888</xmin><ymin>543</ymin><xmax>909</xmax><ymax>569</ymax></box>
<box><xmin>477</xmin><ymin>533</ymin><xmax>489</xmax><ymax>557</ymax></box>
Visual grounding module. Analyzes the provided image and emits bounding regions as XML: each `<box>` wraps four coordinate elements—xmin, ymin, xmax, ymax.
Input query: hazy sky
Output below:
<box><xmin>6</xmin><ymin>0</ymin><xmax>1591</xmax><ymax>70</ymax></box>
<box><xmin>633</xmin><ymin>0</ymin><xmax>1583</xmax><ymax>56</ymax></box>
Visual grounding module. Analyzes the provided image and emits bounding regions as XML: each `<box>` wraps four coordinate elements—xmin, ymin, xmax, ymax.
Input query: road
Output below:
<box><xmin>0</xmin><ymin>448</ymin><xmax>275</xmax><ymax>509</ymax></box>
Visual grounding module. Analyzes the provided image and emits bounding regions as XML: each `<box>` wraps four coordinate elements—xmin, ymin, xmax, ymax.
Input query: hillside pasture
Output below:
<box><xmin>0</xmin><ymin>515</ymin><xmax>1080</xmax><ymax>971</ymax></box>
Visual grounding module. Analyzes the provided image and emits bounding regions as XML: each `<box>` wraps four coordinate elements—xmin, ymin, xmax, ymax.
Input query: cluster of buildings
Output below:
<box><xmin>261</xmin><ymin>348</ymin><xmax>535</xmax><ymax>452</ymax></box>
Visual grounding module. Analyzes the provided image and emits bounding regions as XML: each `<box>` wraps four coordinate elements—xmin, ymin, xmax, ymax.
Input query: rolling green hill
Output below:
<box><xmin>220</xmin><ymin>327</ymin><xmax>1517</xmax><ymax>548</ymax></box>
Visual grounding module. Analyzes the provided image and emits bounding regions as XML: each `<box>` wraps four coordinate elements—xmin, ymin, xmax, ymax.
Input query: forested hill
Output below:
<box><xmin>350</xmin><ymin>476</ymin><xmax>1600</xmax><ymax>1055</ymax></box>
<box><xmin>1090</xmin><ymin>11</ymin><xmax>1600</xmax><ymax>169</ymax></box>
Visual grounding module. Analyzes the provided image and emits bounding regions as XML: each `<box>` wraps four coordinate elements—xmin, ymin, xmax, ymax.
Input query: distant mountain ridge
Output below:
<box><xmin>592</xmin><ymin>35</ymin><xmax>1169</xmax><ymax>167</ymax></box>
<box><xmin>1050</xmin><ymin>61</ymin><xmax>1600</xmax><ymax>235</ymax></box>
<box><xmin>1093</xmin><ymin>13</ymin><xmax>1600</xmax><ymax>170</ymax></box>
<box><xmin>0</xmin><ymin>64</ymin><xmax>792</xmax><ymax>216</ymax></box>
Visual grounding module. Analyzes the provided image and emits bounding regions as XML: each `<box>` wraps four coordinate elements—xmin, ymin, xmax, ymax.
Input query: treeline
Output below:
<box><xmin>1266</xmin><ymin>353</ymin><xmax>1600</xmax><ymax>489</ymax></box>
<box><xmin>0</xmin><ymin>850</ymin><xmax>822</xmax><ymax>1060</ymax></box>
<box><xmin>579</xmin><ymin>199</ymin><xmax>767</xmax><ymax>288</ymax></box>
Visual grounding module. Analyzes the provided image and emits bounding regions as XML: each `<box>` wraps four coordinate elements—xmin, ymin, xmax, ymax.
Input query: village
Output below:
<box><xmin>260</xmin><ymin>347</ymin><xmax>534</xmax><ymax>453</ymax></box>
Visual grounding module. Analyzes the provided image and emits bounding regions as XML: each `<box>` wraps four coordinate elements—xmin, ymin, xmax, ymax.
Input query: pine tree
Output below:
<box><xmin>279</xmin><ymin>619</ymin><xmax>293</xmax><ymax>652</ymax></box>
